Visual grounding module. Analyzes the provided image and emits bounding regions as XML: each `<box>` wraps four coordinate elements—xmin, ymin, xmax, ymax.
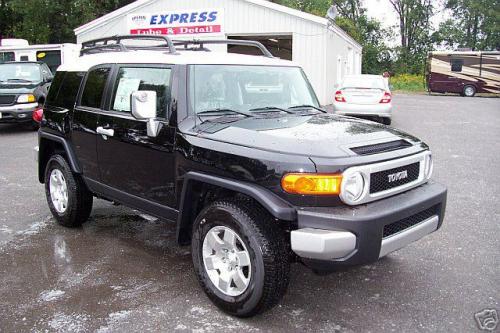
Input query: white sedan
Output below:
<box><xmin>332</xmin><ymin>74</ymin><xmax>393</xmax><ymax>125</ymax></box>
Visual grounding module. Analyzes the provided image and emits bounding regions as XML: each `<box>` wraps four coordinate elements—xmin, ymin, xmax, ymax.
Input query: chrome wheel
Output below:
<box><xmin>202</xmin><ymin>226</ymin><xmax>252</xmax><ymax>297</ymax></box>
<box><xmin>464</xmin><ymin>86</ymin><xmax>475</xmax><ymax>97</ymax></box>
<box><xmin>49</xmin><ymin>169</ymin><xmax>68</xmax><ymax>214</ymax></box>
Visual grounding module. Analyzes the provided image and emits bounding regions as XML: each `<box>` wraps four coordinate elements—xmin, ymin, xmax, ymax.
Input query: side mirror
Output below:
<box><xmin>131</xmin><ymin>91</ymin><xmax>161</xmax><ymax>137</ymax></box>
<box><xmin>131</xmin><ymin>91</ymin><xmax>157</xmax><ymax>119</ymax></box>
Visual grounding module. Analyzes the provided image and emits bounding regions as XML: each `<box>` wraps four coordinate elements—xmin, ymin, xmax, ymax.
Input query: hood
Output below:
<box><xmin>0</xmin><ymin>82</ymin><xmax>39</xmax><ymax>94</ymax></box>
<box><xmin>195</xmin><ymin>114</ymin><xmax>422</xmax><ymax>159</ymax></box>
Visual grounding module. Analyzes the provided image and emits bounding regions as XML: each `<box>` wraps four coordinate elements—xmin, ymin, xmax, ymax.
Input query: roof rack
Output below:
<box><xmin>172</xmin><ymin>39</ymin><xmax>274</xmax><ymax>58</ymax></box>
<box><xmin>80</xmin><ymin>35</ymin><xmax>177</xmax><ymax>56</ymax></box>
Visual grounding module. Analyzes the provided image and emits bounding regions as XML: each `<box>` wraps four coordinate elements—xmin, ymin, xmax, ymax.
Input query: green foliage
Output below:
<box><xmin>433</xmin><ymin>0</ymin><xmax>500</xmax><ymax>50</ymax></box>
<box><xmin>390</xmin><ymin>74</ymin><xmax>426</xmax><ymax>92</ymax></box>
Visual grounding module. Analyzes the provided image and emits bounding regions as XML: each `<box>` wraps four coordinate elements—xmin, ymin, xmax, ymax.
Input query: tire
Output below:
<box><xmin>191</xmin><ymin>198</ymin><xmax>290</xmax><ymax>317</ymax></box>
<box><xmin>30</xmin><ymin>120</ymin><xmax>39</xmax><ymax>131</ymax></box>
<box><xmin>44</xmin><ymin>154</ymin><xmax>93</xmax><ymax>227</ymax></box>
<box><xmin>382</xmin><ymin>117</ymin><xmax>392</xmax><ymax>126</ymax></box>
<box><xmin>463</xmin><ymin>85</ymin><xmax>476</xmax><ymax>97</ymax></box>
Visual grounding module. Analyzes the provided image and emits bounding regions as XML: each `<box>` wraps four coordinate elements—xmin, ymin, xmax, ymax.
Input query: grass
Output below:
<box><xmin>390</xmin><ymin>74</ymin><xmax>427</xmax><ymax>93</ymax></box>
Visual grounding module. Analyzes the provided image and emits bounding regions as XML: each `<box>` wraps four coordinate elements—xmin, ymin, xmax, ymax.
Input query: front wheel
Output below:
<box><xmin>191</xmin><ymin>199</ymin><xmax>290</xmax><ymax>317</ymax></box>
<box><xmin>44</xmin><ymin>154</ymin><xmax>93</xmax><ymax>227</ymax></box>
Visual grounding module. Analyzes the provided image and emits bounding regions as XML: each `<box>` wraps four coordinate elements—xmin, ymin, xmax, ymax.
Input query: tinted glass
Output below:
<box><xmin>451</xmin><ymin>59</ymin><xmax>463</xmax><ymax>72</ymax></box>
<box><xmin>45</xmin><ymin>72</ymin><xmax>66</xmax><ymax>106</ymax></box>
<box><xmin>80</xmin><ymin>67</ymin><xmax>110</xmax><ymax>109</ymax></box>
<box><xmin>111</xmin><ymin>67</ymin><xmax>171</xmax><ymax>117</ymax></box>
<box><xmin>37</xmin><ymin>50</ymin><xmax>62</xmax><ymax>73</ymax></box>
<box><xmin>0</xmin><ymin>52</ymin><xmax>15</xmax><ymax>63</ymax></box>
<box><xmin>189</xmin><ymin>65</ymin><xmax>318</xmax><ymax>114</ymax></box>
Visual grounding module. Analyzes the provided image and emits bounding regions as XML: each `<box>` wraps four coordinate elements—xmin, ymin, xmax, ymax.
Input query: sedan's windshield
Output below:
<box><xmin>0</xmin><ymin>63</ymin><xmax>41</xmax><ymax>83</ymax></box>
<box><xmin>341</xmin><ymin>76</ymin><xmax>386</xmax><ymax>90</ymax></box>
<box><xmin>189</xmin><ymin>65</ymin><xmax>319</xmax><ymax>114</ymax></box>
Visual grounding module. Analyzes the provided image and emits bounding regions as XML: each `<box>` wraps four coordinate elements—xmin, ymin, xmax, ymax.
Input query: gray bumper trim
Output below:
<box><xmin>291</xmin><ymin>228</ymin><xmax>356</xmax><ymax>260</ymax></box>
<box><xmin>379</xmin><ymin>215</ymin><xmax>439</xmax><ymax>258</ymax></box>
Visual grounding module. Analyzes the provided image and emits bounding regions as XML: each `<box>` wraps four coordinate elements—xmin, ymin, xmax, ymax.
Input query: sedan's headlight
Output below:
<box><xmin>340</xmin><ymin>171</ymin><xmax>366</xmax><ymax>204</ymax></box>
<box><xmin>17</xmin><ymin>94</ymin><xmax>36</xmax><ymax>104</ymax></box>
<box><xmin>424</xmin><ymin>153</ymin><xmax>433</xmax><ymax>179</ymax></box>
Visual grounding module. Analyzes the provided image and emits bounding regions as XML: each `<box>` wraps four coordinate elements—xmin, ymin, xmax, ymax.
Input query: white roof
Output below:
<box><xmin>58</xmin><ymin>49</ymin><xmax>298</xmax><ymax>72</ymax></box>
<box><xmin>74</xmin><ymin>0</ymin><xmax>361</xmax><ymax>50</ymax></box>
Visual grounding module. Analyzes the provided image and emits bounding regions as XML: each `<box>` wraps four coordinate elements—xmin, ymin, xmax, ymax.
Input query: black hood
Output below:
<box><xmin>0</xmin><ymin>82</ymin><xmax>39</xmax><ymax>94</ymax></box>
<box><xmin>193</xmin><ymin>114</ymin><xmax>423</xmax><ymax>159</ymax></box>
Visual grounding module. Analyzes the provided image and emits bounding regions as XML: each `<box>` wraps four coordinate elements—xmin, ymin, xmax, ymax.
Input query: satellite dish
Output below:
<box><xmin>326</xmin><ymin>5</ymin><xmax>338</xmax><ymax>23</ymax></box>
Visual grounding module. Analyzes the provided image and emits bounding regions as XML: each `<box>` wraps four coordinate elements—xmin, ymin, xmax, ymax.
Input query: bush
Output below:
<box><xmin>390</xmin><ymin>74</ymin><xmax>426</xmax><ymax>92</ymax></box>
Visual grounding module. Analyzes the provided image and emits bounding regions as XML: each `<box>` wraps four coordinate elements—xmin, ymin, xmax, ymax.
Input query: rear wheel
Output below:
<box><xmin>44</xmin><ymin>154</ymin><xmax>93</xmax><ymax>227</ymax></box>
<box><xmin>463</xmin><ymin>85</ymin><xmax>476</xmax><ymax>97</ymax></box>
<box><xmin>191</xmin><ymin>198</ymin><xmax>290</xmax><ymax>317</ymax></box>
<box><xmin>382</xmin><ymin>117</ymin><xmax>392</xmax><ymax>125</ymax></box>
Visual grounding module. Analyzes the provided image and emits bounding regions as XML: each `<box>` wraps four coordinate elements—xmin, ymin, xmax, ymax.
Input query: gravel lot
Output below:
<box><xmin>0</xmin><ymin>94</ymin><xmax>498</xmax><ymax>332</ymax></box>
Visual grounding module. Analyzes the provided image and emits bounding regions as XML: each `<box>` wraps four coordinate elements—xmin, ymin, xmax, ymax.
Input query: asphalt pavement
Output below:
<box><xmin>0</xmin><ymin>94</ymin><xmax>499</xmax><ymax>332</ymax></box>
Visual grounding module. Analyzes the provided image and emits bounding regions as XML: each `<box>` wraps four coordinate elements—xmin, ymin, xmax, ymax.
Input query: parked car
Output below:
<box><xmin>36</xmin><ymin>35</ymin><xmax>447</xmax><ymax>317</ymax></box>
<box><xmin>0</xmin><ymin>61</ymin><xmax>52</xmax><ymax>129</ymax></box>
<box><xmin>333</xmin><ymin>74</ymin><xmax>393</xmax><ymax>125</ymax></box>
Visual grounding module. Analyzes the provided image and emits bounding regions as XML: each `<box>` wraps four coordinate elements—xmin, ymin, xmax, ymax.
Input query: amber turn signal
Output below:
<box><xmin>281</xmin><ymin>173</ymin><xmax>343</xmax><ymax>195</ymax></box>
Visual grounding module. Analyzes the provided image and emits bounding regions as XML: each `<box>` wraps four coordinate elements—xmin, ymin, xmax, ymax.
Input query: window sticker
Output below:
<box><xmin>113</xmin><ymin>78</ymin><xmax>141</xmax><ymax>111</ymax></box>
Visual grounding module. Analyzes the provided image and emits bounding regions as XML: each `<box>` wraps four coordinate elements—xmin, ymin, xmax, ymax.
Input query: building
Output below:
<box><xmin>74</xmin><ymin>0</ymin><xmax>362</xmax><ymax>105</ymax></box>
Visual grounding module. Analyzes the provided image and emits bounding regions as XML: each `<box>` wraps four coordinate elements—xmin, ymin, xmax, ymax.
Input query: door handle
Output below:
<box><xmin>96</xmin><ymin>126</ymin><xmax>114</xmax><ymax>139</ymax></box>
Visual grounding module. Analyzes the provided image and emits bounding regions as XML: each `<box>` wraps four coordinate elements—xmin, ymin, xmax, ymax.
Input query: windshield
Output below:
<box><xmin>0</xmin><ymin>63</ymin><xmax>41</xmax><ymax>82</ymax></box>
<box><xmin>189</xmin><ymin>65</ymin><xmax>319</xmax><ymax>114</ymax></box>
<box><xmin>341</xmin><ymin>76</ymin><xmax>386</xmax><ymax>90</ymax></box>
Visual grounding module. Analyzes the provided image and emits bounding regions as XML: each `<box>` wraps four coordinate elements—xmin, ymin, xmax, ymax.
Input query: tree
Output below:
<box><xmin>389</xmin><ymin>0</ymin><xmax>434</xmax><ymax>73</ymax></box>
<box><xmin>0</xmin><ymin>0</ymin><xmax>17</xmax><ymax>40</ymax></box>
<box><xmin>434</xmin><ymin>0</ymin><xmax>500</xmax><ymax>50</ymax></box>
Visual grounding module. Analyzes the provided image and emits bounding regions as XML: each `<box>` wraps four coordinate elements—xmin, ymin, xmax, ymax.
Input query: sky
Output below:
<box><xmin>363</xmin><ymin>0</ymin><xmax>451</xmax><ymax>46</ymax></box>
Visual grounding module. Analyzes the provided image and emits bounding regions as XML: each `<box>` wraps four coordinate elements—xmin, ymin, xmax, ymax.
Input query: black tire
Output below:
<box><xmin>44</xmin><ymin>154</ymin><xmax>93</xmax><ymax>227</ymax></box>
<box><xmin>191</xmin><ymin>198</ymin><xmax>290</xmax><ymax>317</ymax></box>
<box><xmin>30</xmin><ymin>120</ymin><xmax>39</xmax><ymax>131</ymax></box>
<box><xmin>382</xmin><ymin>117</ymin><xmax>392</xmax><ymax>126</ymax></box>
<box><xmin>463</xmin><ymin>85</ymin><xmax>476</xmax><ymax>97</ymax></box>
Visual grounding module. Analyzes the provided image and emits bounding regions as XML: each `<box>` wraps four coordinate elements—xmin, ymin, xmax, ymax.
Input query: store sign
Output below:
<box><xmin>127</xmin><ymin>9</ymin><xmax>224</xmax><ymax>36</ymax></box>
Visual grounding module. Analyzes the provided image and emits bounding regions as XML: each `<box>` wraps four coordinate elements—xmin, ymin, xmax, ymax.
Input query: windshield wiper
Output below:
<box><xmin>7</xmin><ymin>78</ymin><xmax>33</xmax><ymax>83</ymax></box>
<box><xmin>288</xmin><ymin>105</ymin><xmax>327</xmax><ymax>113</ymax></box>
<box><xmin>197</xmin><ymin>108</ymin><xmax>254</xmax><ymax>118</ymax></box>
<box><xmin>248</xmin><ymin>106</ymin><xmax>294</xmax><ymax>114</ymax></box>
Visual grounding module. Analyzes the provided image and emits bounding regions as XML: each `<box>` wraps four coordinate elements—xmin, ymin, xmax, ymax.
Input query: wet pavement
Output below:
<box><xmin>0</xmin><ymin>94</ymin><xmax>499</xmax><ymax>332</ymax></box>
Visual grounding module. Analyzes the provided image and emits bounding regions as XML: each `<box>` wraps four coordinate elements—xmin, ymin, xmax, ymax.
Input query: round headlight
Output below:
<box><xmin>340</xmin><ymin>171</ymin><xmax>365</xmax><ymax>204</ymax></box>
<box><xmin>424</xmin><ymin>153</ymin><xmax>433</xmax><ymax>179</ymax></box>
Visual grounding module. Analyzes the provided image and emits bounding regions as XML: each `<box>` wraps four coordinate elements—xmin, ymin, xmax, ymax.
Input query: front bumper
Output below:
<box><xmin>291</xmin><ymin>181</ymin><xmax>447</xmax><ymax>271</ymax></box>
<box><xmin>333</xmin><ymin>102</ymin><xmax>392</xmax><ymax>117</ymax></box>
<box><xmin>0</xmin><ymin>103</ymin><xmax>38</xmax><ymax>123</ymax></box>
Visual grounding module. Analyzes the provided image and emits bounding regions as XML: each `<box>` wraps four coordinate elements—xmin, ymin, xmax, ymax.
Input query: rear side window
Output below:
<box><xmin>80</xmin><ymin>67</ymin><xmax>110</xmax><ymax>109</ymax></box>
<box><xmin>0</xmin><ymin>52</ymin><xmax>15</xmax><ymax>63</ymax></box>
<box><xmin>451</xmin><ymin>59</ymin><xmax>464</xmax><ymax>72</ymax></box>
<box><xmin>46</xmin><ymin>72</ymin><xmax>84</xmax><ymax>109</ymax></box>
<box><xmin>110</xmin><ymin>67</ymin><xmax>172</xmax><ymax>117</ymax></box>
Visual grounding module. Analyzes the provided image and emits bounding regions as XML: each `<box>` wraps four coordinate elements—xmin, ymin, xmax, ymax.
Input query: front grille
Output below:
<box><xmin>351</xmin><ymin>140</ymin><xmax>412</xmax><ymax>155</ymax></box>
<box><xmin>383</xmin><ymin>205</ymin><xmax>439</xmax><ymax>238</ymax></box>
<box><xmin>370</xmin><ymin>162</ymin><xmax>420</xmax><ymax>193</ymax></box>
<box><xmin>0</xmin><ymin>95</ymin><xmax>16</xmax><ymax>106</ymax></box>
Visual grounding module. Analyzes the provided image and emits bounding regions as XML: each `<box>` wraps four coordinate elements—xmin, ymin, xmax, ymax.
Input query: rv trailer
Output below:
<box><xmin>426</xmin><ymin>51</ymin><xmax>500</xmax><ymax>97</ymax></box>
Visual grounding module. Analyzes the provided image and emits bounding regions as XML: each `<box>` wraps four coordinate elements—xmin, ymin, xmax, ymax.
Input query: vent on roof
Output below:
<box><xmin>350</xmin><ymin>140</ymin><xmax>412</xmax><ymax>155</ymax></box>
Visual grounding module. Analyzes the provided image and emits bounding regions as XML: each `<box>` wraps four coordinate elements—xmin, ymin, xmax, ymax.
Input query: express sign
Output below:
<box><xmin>127</xmin><ymin>9</ymin><xmax>224</xmax><ymax>36</ymax></box>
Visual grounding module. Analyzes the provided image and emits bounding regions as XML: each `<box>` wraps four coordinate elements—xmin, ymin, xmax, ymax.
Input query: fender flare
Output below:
<box><xmin>38</xmin><ymin>131</ymin><xmax>82</xmax><ymax>182</ymax></box>
<box><xmin>176</xmin><ymin>171</ymin><xmax>297</xmax><ymax>244</ymax></box>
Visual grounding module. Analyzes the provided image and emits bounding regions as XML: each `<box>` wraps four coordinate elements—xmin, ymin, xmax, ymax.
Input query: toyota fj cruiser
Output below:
<box><xmin>36</xmin><ymin>35</ymin><xmax>447</xmax><ymax>317</ymax></box>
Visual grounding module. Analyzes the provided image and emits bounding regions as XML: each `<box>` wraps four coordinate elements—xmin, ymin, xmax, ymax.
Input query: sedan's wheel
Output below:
<box><xmin>192</xmin><ymin>198</ymin><xmax>290</xmax><ymax>317</ymax></box>
<box><xmin>202</xmin><ymin>226</ymin><xmax>251</xmax><ymax>297</ymax></box>
<box><xmin>463</xmin><ymin>85</ymin><xmax>476</xmax><ymax>97</ymax></box>
<box><xmin>44</xmin><ymin>154</ymin><xmax>93</xmax><ymax>227</ymax></box>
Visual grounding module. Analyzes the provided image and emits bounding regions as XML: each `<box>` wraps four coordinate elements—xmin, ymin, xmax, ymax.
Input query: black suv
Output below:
<box><xmin>0</xmin><ymin>61</ymin><xmax>52</xmax><ymax>128</ymax></box>
<box><xmin>37</xmin><ymin>36</ymin><xmax>447</xmax><ymax>317</ymax></box>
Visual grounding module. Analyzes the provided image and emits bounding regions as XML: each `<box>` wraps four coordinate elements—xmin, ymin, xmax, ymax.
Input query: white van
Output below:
<box><xmin>0</xmin><ymin>43</ymin><xmax>81</xmax><ymax>73</ymax></box>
